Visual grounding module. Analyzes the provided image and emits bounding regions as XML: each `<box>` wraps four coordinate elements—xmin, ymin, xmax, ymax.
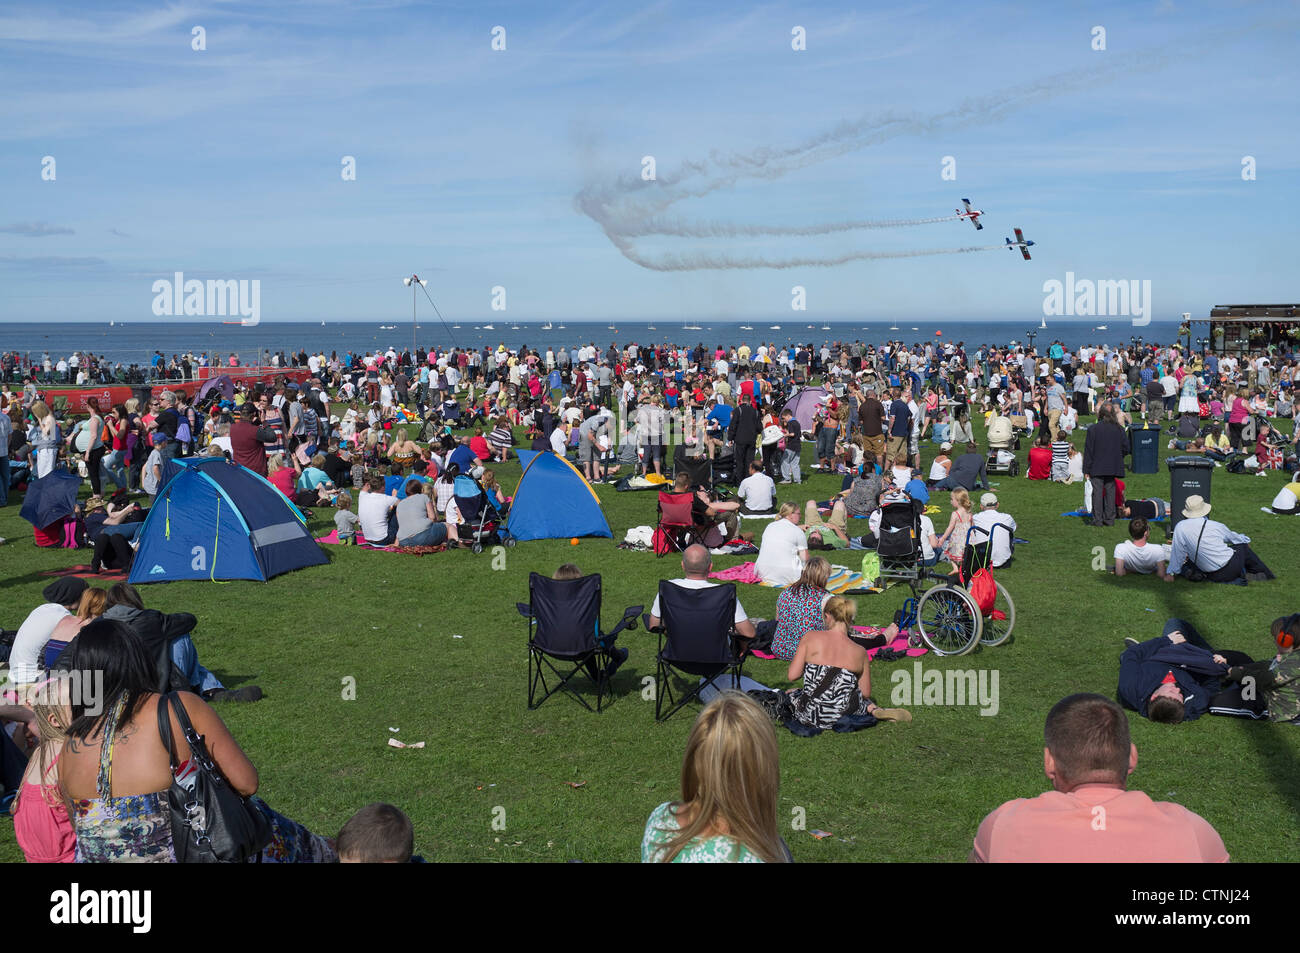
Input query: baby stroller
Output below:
<box><xmin>875</xmin><ymin>499</ymin><xmax>924</xmax><ymax>588</ymax></box>
<box><xmin>453</xmin><ymin>473</ymin><xmax>513</xmax><ymax>554</ymax></box>
<box><xmin>986</xmin><ymin>415</ymin><xmax>1020</xmax><ymax>476</ymax></box>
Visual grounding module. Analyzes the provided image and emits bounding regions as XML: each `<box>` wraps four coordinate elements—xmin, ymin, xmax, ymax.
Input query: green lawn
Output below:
<box><xmin>2</xmin><ymin>416</ymin><xmax>1298</xmax><ymax>863</ymax></box>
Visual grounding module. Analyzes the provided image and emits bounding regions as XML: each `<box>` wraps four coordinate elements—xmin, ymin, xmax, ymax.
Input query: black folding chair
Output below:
<box><xmin>517</xmin><ymin>572</ymin><xmax>642</xmax><ymax>713</ymax></box>
<box><xmin>672</xmin><ymin>445</ymin><xmax>713</xmax><ymax>489</ymax></box>
<box><xmin>644</xmin><ymin>580</ymin><xmax>746</xmax><ymax>722</ymax></box>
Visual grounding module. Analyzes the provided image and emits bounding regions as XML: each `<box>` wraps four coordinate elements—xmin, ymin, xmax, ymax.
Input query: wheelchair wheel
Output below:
<box><xmin>915</xmin><ymin>585</ymin><xmax>983</xmax><ymax>656</ymax></box>
<box><xmin>979</xmin><ymin>581</ymin><xmax>1015</xmax><ymax>647</ymax></box>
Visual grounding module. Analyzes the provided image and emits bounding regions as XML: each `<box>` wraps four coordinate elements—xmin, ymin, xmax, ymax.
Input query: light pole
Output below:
<box><xmin>404</xmin><ymin>274</ymin><xmax>427</xmax><ymax>357</ymax></box>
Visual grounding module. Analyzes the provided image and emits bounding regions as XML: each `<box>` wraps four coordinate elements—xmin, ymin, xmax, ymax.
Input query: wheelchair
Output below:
<box><xmin>874</xmin><ymin>504</ymin><xmax>1015</xmax><ymax>656</ymax></box>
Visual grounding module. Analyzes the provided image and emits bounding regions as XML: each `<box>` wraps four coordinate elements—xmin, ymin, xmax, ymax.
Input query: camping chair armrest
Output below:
<box><xmin>516</xmin><ymin>602</ymin><xmax>533</xmax><ymax>619</ymax></box>
<box><xmin>606</xmin><ymin>604</ymin><xmax>645</xmax><ymax>640</ymax></box>
<box><xmin>642</xmin><ymin>612</ymin><xmax>663</xmax><ymax>634</ymax></box>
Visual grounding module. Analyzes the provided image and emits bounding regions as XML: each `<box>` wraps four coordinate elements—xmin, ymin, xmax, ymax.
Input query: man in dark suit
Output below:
<box><xmin>728</xmin><ymin>394</ymin><xmax>761</xmax><ymax>475</ymax></box>
<box><xmin>1082</xmin><ymin>401</ymin><xmax>1130</xmax><ymax>526</ymax></box>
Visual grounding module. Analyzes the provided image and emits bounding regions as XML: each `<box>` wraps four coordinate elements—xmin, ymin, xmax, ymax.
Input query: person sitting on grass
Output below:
<box><xmin>56</xmin><ymin>619</ymin><xmax>333</xmax><ymax>862</ymax></box>
<box><xmin>780</xmin><ymin>597</ymin><xmax>911</xmax><ymax>729</ymax></box>
<box><xmin>1026</xmin><ymin>431</ymin><xmax>1051</xmax><ymax>480</ymax></box>
<box><xmin>765</xmin><ymin>557</ymin><xmax>833</xmax><ymax>661</ymax></box>
<box><xmin>1113</xmin><ymin>517</ymin><xmax>1172</xmax><ymax>581</ymax></box>
<box><xmin>395</xmin><ymin>479</ymin><xmax>448</xmax><ymax>548</ymax></box>
<box><xmin>1117</xmin><ymin>619</ymin><xmax>1263</xmax><ymax>724</ymax></box>
<box><xmin>969</xmin><ymin>693</ymin><xmax>1228</xmax><ymax>862</ymax></box>
<box><xmin>933</xmin><ymin>441</ymin><xmax>987</xmax><ymax>491</ymax></box>
<box><xmin>334</xmin><ymin>491</ymin><xmax>360</xmax><ymax>544</ymax></box>
<box><xmin>928</xmin><ymin>442</ymin><xmax>953</xmax><ymax>484</ymax></box>
<box><xmin>358</xmin><ymin>473</ymin><xmax>400</xmax><ymax>545</ymax></box>
<box><xmin>641</xmin><ymin>692</ymin><xmax>789</xmax><ymax>863</ymax></box>
<box><xmin>337</xmin><ymin>803</ymin><xmax>418</xmax><ymax>863</ymax></box>
<box><xmin>736</xmin><ymin>460</ymin><xmax>776</xmax><ymax>514</ymax></box>
<box><xmin>1221</xmin><ymin>613</ymin><xmax>1300</xmax><ymax>725</ymax></box>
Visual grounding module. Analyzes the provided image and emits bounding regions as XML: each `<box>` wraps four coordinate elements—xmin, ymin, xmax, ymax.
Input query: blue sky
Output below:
<box><xmin>1</xmin><ymin>0</ymin><xmax>1296</xmax><ymax>323</ymax></box>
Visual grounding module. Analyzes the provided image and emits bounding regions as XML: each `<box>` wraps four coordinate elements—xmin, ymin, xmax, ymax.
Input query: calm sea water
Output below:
<box><xmin>0</xmin><ymin>319</ymin><xmax>1187</xmax><ymax>367</ymax></box>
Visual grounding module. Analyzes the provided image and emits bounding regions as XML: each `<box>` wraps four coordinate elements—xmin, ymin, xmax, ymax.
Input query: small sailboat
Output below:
<box><xmin>889</xmin><ymin>322</ymin><xmax>899</xmax><ymax>331</ymax></box>
<box><xmin>558</xmin><ymin>323</ymin><xmax>566</xmax><ymax>329</ymax></box>
<box><xmin>821</xmin><ymin>324</ymin><xmax>830</xmax><ymax>330</ymax></box>
<box><xmin>320</xmin><ymin>320</ymin><xmax>325</xmax><ymax>326</ymax></box>
<box><xmin>911</xmin><ymin>327</ymin><xmax>919</xmax><ymax>331</ymax></box>
<box><xmin>481</xmin><ymin>323</ymin><xmax>495</xmax><ymax>331</ymax></box>
<box><xmin>739</xmin><ymin>324</ymin><xmax>753</xmax><ymax>331</ymax></box>
<box><xmin>542</xmin><ymin>321</ymin><xmax>553</xmax><ymax>330</ymax></box>
<box><xmin>1040</xmin><ymin>317</ymin><xmax>1047</xmax><ymax>329</ymax></box>
<box><xmin>647</xmin><ymin>324</ymin><xmax>656</xmax><ymax>330</ymax></box>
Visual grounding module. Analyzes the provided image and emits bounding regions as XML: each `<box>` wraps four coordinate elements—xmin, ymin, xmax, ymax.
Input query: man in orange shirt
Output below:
<box><xmin>970</xmin><ymin>693</ymin><xmax>1228</xmax><ymax>862</ymax></box>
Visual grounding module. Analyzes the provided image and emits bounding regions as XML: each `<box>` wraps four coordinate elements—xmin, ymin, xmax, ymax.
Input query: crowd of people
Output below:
<box><xmin>2</xmin><ymin>330</ymin><xmax>1296</xmax><ymax>863</ymax></box>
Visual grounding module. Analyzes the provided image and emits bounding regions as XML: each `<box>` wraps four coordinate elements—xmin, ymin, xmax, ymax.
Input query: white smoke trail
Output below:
<box><xmin>622</xmin><ymin>244</ymin><xmax>1003</xmax><ymax>272</ymax></box>
<box><xmin>617</xmin><ymin>214</ymin><xmax>959</xmax><ymax>238</ymax></box>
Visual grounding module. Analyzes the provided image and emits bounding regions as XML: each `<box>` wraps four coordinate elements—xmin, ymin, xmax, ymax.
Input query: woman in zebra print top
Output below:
<box><xmin>785</xmin><ymin>597</ymin><xmax>912</xmax><ymax>730</ymax></box>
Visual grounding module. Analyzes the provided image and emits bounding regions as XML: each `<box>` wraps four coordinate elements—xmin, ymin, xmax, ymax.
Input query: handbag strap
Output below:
<box><xmin>156</xmin><ymin>691</ymin><xmax>180</xmax><ymax>772</ymax></box>
<box><xmin>155</xmin><ymin>691</ymin><xmax>217</xmax><ymax>775</ymax></box>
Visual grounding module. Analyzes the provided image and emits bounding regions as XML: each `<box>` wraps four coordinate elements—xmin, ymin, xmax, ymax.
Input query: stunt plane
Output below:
<box><xmin>1005</xmin><ymin>227</ymin><xmax>1034</xmax><ymax>260</ymax></box>
<box><xmin>955</xmin><ymin>198</ymin><xmax>984</xmax><ymax>230</ymax></box>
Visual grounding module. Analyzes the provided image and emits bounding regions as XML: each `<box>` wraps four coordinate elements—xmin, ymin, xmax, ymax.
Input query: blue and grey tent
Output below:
<box><xmin>506</xmin><ymin>450</ymin><xmax>612</xmax><ymax>542</ymax></box>
<box><xmin>129</xmin><ymin>457</ymin><xmax>326</xmax><ymax>583</ymax></box>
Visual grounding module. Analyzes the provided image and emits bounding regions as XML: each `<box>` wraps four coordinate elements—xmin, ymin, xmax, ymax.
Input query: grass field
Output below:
<box><xmin>2</xmin><ymin>415</ymin><xmax>1298</xmax><ymax>863</ymax></box>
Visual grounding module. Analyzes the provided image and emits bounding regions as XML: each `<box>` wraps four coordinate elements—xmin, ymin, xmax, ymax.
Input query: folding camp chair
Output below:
<box><xmin>655</xmin><ymin>491</ymin><xmax>696</xmax><ymax>557</ymax></box>
<box><xmin>672</xmin><ymin>445</ymin><xmax>713</xmax><ymax>489</ymax></box>
<box><xmin>517</xmin><ymin>572</ymin><xmax>642</xmax><ymax>713</ymax></box>
<box><xmin>643</xmin><ymin>580</ymin><xmax>746</xmax><ymax>722</ymax></box>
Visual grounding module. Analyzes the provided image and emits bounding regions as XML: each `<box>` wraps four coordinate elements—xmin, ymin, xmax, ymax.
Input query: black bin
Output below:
<box><xmin>1129</xmin><ymin>423</ymin><xmax>1161</xmax><ymax>474</ymax></box>
<box><xmin>1167</xmin><ymin>456</ymin><xmax>1214</xmax><ymax>527</ymax></box>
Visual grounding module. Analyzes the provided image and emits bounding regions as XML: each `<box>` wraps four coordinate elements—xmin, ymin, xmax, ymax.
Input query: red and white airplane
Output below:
<box><xmin>955</xmin><ymin>198</ymin><xmax>984</xmax><ymax>230</ymax></box>
<box><xmin>1005</xmin><ymin>227</ymin><xmax>1035</xmax><ymax>260</ymax></box>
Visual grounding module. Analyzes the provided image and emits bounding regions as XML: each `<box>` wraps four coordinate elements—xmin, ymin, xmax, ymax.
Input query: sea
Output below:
<box><xmin>0</xmin><ymin>319</ymin><xmax>1190</xmax><ymax>368</ymax></box>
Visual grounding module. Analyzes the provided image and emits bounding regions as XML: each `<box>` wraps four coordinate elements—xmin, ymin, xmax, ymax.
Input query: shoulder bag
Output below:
<box><xmin>156</xmin><ymin>692</ymin><xmax>271</xmax><ymax>863</ymax></box>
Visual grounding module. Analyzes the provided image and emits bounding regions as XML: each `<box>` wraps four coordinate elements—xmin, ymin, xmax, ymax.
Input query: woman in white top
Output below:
<box><xmin>754</xmin><ymin>502</ymin><xmax>809</xmax><ymax>587</ymax></box>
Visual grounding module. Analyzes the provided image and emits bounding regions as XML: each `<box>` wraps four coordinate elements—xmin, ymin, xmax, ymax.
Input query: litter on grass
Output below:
<box><xmin>387</xmin><ymin>738</ymin><xmax>424</xmax><ymax>749</ymax></box>
<box><xmin>810</xmin><ymin>829</ymin><xmax>833</xmax><ymax>840</ymax></box>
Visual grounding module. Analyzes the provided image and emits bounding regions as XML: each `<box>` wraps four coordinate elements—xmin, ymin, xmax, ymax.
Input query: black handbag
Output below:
<box><xmin>1179</xmin><ymin>521</ymin><xmax>1210</xmax><ymax>582</ymax></box>
<box><xmin>156</xmin><ymin>692</ymin><xmax>272</xmax><ymax>863</ymax></box>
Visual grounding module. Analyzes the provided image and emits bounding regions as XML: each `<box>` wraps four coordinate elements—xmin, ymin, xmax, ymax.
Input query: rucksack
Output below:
<box><xmin>968</xmin><ymin>568</ymin><xmax>996</xmax><ymax>615</ymax></box>
<box><xmin>652</xmin><ymin>528</ymin><xmax>674</xmax><ymax>556</ymax></box>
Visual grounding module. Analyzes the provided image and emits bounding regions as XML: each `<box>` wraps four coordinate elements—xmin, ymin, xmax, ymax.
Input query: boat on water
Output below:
<box><xmin>647</xmin><ymin>324</ymin><xmax>656</xmax><ymax>330</ymax></box>
<box><xmin>379</xmin><ymin>325</ymin><xmax>397</xmax><ymax>330</ymax></box>
<box><xmin>889</xmin><ymin>323</ymin><xmax>899</xmax><ymax>330</ymax></box>
<box><xmin>821</xmin><ymin>324</ymin><xmax>830</xmax><ymax>330</ymax></box>
<box><xmin>1094</xmin><ymin>324</ymin><xmax>1108</xmax><ymax>330</ymax></box>
<box><xmin>769</xmin><ymin>325</ymin><xmax>782</xmax><ymax>330</ymax></box>
<box><xmin>481</xmin><ymin>324</ymin><xmax>495</xmax><ymax>331</ymax></box>
<box><xmin>911</xmin><ymin>327</ymin><xmax>919</xmax><ymax>331</ymax></box>
<box><xmin>541</xmin><ymin>321</ymin><xmax>553</xmax><ymax>330</ymax></box>
<box><xmin>739</xmin><ymin>324</ymin><xmax>753</xmax><ymax>331</ymax></box>
<box><xmin>1040</xmin><ymin>317</ymin><xmax>1047</xmax><ymax>329</ymax></box>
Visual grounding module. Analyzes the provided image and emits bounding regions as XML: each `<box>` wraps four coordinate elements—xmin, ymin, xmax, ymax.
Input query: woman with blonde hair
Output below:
<box><xmin>784</xmin><ymin>596</ymin><xmax>911</xmax><ymax>730</ymax></box>
<box><xmin>388</xmin><ymin>427</ymin><xmax>419</xmax><ymax>470</ymax></box>
<box><xmin>641</xmin><ymin>693</ymin><xmax>788</xmax><ymax>863</ymax></box>
<box><xmin>13</xmin><ymin>675</ymin><xmax>77</xmax><ymax>862</ymax></box>
<box><xmin>935</xmin><ymin>487</ymin><xmax>975</xmax><ymax>573</ymax></box>
<box><xmin>44</xmin><ymin>587</ymin><xmax>109</xmax><ymax>660</ymax></box>
<box><xmin>769</xmin><ymin>556</ymin><xmax>833</xmax><ymax>661</ymax></box>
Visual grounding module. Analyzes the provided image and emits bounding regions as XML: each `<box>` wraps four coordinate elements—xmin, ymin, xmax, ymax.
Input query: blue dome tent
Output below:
<box><xmin>506</xmin><ymin>450</ymin><xmax>612</xmax><ymax>542</ymax></box>
<box><xmin>129</xmin><ymin>457</ymin><xmax>327</xmax><ymax>583</ymax></box>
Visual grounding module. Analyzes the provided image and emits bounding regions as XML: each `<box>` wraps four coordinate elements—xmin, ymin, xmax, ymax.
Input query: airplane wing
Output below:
<box><xmin>1020</xmin><ymin>245</ymin><xmax>1032</xmax><ymax>261</ymax></box>
<box><xmin>972</xmin><ymin>218</ymin><xmax>983</xmax><ymax>231</ymax></box>
<box><xmin>962</xmin><ymin>199</ymin><xmax>973</xmax><ymax>210</ymax></box>
<box><xmin>1014</xmin><ymin>227</ymin><xmax>1025</xmax><ymax>242</ymax></box>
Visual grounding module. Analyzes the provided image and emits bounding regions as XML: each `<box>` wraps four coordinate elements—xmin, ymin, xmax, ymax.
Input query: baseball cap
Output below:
<box><xmin>940</xmin><ymin>441</ymin><xmax>953</xmax><ymax>451</ymax></box>
<box><xmin>980</xmin><ymin>492</ymin><xmax>998</xmax><ymax>507</ymax></box>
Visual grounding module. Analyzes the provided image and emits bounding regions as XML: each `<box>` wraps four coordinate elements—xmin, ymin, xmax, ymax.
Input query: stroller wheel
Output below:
<box><xmin>471</xmin><ymin>542</ymin><xmax>483</xmax><ymax>554</ymax></box>
<box><xmin>505</xmin><ymin>537</ymin><xmax>516</xmax><ymax>548</ymax></box>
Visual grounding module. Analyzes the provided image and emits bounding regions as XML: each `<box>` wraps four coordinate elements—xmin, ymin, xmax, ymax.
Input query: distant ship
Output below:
<box><xmin>511</xmin><ymin>324</ymin><xmax>521</xmax><ymax>331</ymax></box>
<box><xmin>1040</xmin><ymin>317</ymin><xmax>1048</xmax><ymax>329</ymax></box>
<box><xmin>889</xmin><ymin>323</ymin><xmax>899</xmax><ymax>330</ymax></box>
<box><xmin>647</xmin><ymin>324</ymin><xmax>656</xmax><ymax>330</ymax></box>
<box><xmin>558</xmin><ymin>323</ymin><xmax>566</xmax><ymax>329</ymax></box>
<box><xmin>453</xmin><ymin>324</ymin><xmax>460</xmax><ymax>329</ymax></box>
<box><xmin>1094</xmin><ymin>324</ymin><xmax>1108</xmax><ymax>331</ymax></box>
<box><xmin>541</xmin><ymin>321</ymin><xmax>553</xmax><ymax>330</ymax></box>
<box><xmin>481</xmin><ymin>324</ymin><xmax>495</xmax><ymax>331</ymax></box>
<box><xmin>683</xmin><ymin>323</ymin><xmax>702</xmax><ymax>331</ymax></box>
<box><xmin>739</xmin><ymin>325</ymin><xmax>753</xmax><ymax>331</ymax></box>
<box><xmin>769</xmin><ymin>325</ymin><xmax>782</xmax><ymax>330</ymax></box>
<box><xmin>379</xmin><ymin>324</ymin><xmax>397</xmax><ymax>330</ymax></box>
<box><xmin>911</xmin><ymin>327</ymin><xmax>919</xmax><ymax>331</ymax></box>
<box><xmin>821</xmin><ymin>324</ymin><xmax>830</xmax><ymax>330</ymax></box>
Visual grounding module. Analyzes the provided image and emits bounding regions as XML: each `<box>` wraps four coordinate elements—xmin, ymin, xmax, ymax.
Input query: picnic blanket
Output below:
<box><xmin>1062</xmin><ymin>509</ymin><xmax>1165</xmax><ymax>522</ymax></box>
<box><xmin>709</xmin><ymin>561</ymin><xmax>865</xmax><ymax>594</ymax></box>
<box><xmin>315</xmin><ymin>528</ymin><xmax>446</xmax><ymax>554</ymax></box>
<box><xmin>856</xmin><ymin>631</ymin><xmax>928</xmax><ymax>660</ymax></box>
<box><xmin>40</xmin><ymin>565</ymin><xmax>129</xmax><ymax>581</ymax></box>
